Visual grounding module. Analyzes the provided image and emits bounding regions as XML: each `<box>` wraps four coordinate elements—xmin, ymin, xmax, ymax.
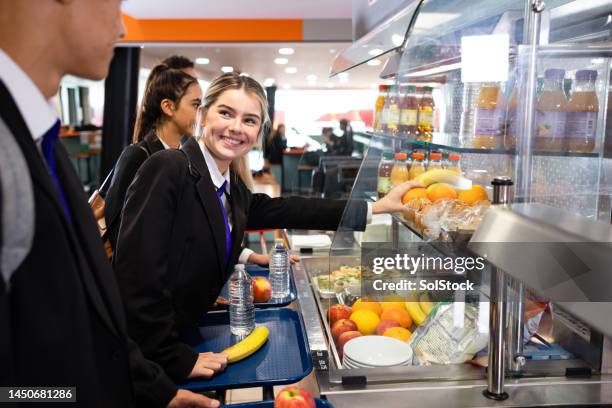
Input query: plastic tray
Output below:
<box><xmin>218</xmin><ymin>265</ymin><xmax>297</xmax><ymax>308</ymax></box>
<box><xmin>180</xmin><ymin>308</ymin><xmax>312</xmax><ymax>391</ymax></box>
<box><xmin>223</xmin><ymin>398</ymin><xmax>333</xmax><ymax>408</ymax></box>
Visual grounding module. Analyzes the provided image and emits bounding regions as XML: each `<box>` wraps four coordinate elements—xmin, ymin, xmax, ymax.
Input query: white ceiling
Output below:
<box><xmin>140</xmin><ymin>42</ymin><xmax>388</xmax><ymax>90</ymax></box>
<box><xmin>123</xmin><ymin>0</ymin><xmax>352</xmax><ymax>19</ymax></box>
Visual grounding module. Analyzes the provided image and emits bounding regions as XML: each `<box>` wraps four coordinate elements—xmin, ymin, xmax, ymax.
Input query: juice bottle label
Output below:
<box><xmin>388</xmin><ymin>107</ymin><xmax>400</xmax><ymax>125</ymax></box>
<box><xmin>535</xmin><ymin>111</ymin><xmax>566</xmax><ymax>139</ymax></box>
<box><xmin>419</xmin><ymin>111</ymin><xmax>433</xmax><ymax>127</ymax></box>
<box><xmin>399</xmin><ymin>109</ymin><xmax>418</xmax><ymax>126</ymax></box>
<box><xmin>475</xmin><ymin>108</ymin><xmax>504</xmax><ymax>136</ymax></box>
<box><xmin>566</xmin><ymin>111</ymin><xmax>597</xmax><ymax>140</ymax></box>
<box><xmin>377</xmin><ymin>177</ymin><xmax>391</xmax><ymax>194</ymax></box>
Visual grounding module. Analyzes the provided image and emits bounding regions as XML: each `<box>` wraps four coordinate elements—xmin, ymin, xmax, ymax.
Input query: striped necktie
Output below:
<box><xmin>215</xmin><ymin>180</ymin><xmax>232</xmax><ymax>265</ymax></box>
<box><xmin>41</xmin><ymin>120</ymin><xmax>72</xmax><ymax>222</ymax></box>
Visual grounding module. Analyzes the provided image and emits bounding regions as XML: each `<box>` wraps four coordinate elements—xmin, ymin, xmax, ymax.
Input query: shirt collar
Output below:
<box><xmin>198</xmin><ymin>138</ymin><xmax>230</xmax><ymax>195</ymax></box>
<box><xmin>0</xmin><ymin>49</ymin><xmax>59</xmax><ymax>141</ymax></box>
<box><xmin>159</xmin><ymin>137</ymin><xmax>171</xmax><ymax>150</ymax></box>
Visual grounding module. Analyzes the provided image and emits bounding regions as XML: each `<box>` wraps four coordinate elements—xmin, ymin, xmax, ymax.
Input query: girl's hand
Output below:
<box><xmin>188</xmin><ymin>352</ymin><xmax>228</xmax><ymax>379</ymax></box>
<box><xmin>371</xmin><ymin>181</ymin><xmax>425</xmax><ymax>214</ymax></box>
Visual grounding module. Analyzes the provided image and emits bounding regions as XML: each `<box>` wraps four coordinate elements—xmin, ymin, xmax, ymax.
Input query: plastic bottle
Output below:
<box><xmin>269</xmin><ymin>239</ymin><xmax>290</xmax><ymax>298</ymax></box>
<box><xmin>408</xmin><ymin>152</ymin><xmax>426</xmax><ymax>180</ymax></box>
<box><xmin>427</xmin><ymin>152</ymin><xmax>443</xmax><ymax>171</ymax></box>
<box><xmin>386</xmin><ymin>85</ymin><xmax>401</xmax><ymax>135</ymax></box>
<box><xmin>566</xmin><ymin>69</ymin><xmax>599</xmax><ymax>153</ymax></box>
<box><xmin>377</xmin><ymin>152</ymin><xmax>394</xmax><ymax>198</ymax></box>
<box><xmin>399</xmin><ymin>86</ymin><xmax>419</xmax><ymax>138</ymax></box>
<box><xmin>390</xmin><ymin>152</ymin><xmax>409</xmax><ymax>187</ymax></box>
<box><xmin>417</xmin><ymin>87</ymin><xmax>434</xmax><ymax>142</ymax></box>
<box><xmin>373</xmin><ymin>85</ymin><xmax>387</xmax><ymax>131</ymax></box>
<box><xmin>229</xmin><ymin>264</ymin><xmax>255</xmax><ymax>337</ymax></box>
<box><xmin>535</xmin><ymin>69</ymin><xmax>568</xmax><ymax>151</ymax></box>
<box><xmin>472</xmin><ymin>82</ymin><xmax>505</xmax><ymax>149</ymax></box>
<box><xmin>446</xmin><ymin>154</ymin><xmax>462</xmax><ymax>175</ymax></box>
<box><xmin>380</xmin><ymin>86</ymin><xmax>391</xmax><ymax>132</ymax></box>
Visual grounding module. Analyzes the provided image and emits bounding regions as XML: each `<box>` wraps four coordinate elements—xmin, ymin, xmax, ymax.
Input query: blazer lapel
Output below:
<box><xmin>227</xmin><ymin>174</ymin><xmax>247</xmax><ymax>275</ymax></box>
<box><xmin>181</xmin><ymin>138</ymin><xmax>227</xmax><ymax>274</ymax></box>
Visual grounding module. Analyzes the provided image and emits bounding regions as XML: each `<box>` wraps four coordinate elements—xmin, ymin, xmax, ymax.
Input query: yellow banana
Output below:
<box><xmin>222</xmin><ymin>326</ymin><xmax>269</xmax><ymax>363</ymax></box>
<box><xmin>413</xmin><ymin>169</ymin><xmax>472</xmax><ymax>190</ymax></box>
<box><xmin>419</xmin><ymin>293</ymin><xmax>435</xmax><ymax>316</ymax></box>
<box><xmin>405</xmin><ymin>301</ymin><xmax>427</xmax><ymax>326</ymax></box>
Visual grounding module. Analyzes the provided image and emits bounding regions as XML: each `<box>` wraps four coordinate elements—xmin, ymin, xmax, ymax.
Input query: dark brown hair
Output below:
<box><xmin>161</xmin><ymin>55</ymin><xmax>194</xmax><ymax>71</ymax></box>
<box><xmin>132</xmin><ymin>65</ymin><xmax>198</xmax><ymax>143</ymax></box>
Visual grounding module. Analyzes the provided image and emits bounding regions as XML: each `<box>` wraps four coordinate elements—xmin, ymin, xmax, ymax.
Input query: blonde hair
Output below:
<box><xmin>196</xmin><ymin>73</ymin><xmax>270</xmax><ymax>190</ymax></box>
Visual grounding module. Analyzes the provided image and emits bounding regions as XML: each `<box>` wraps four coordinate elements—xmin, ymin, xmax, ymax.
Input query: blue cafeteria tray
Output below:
<box><xmin>180</xmin><ymin>308</ymin><xmax>312</xmax><ymax>391</ymax></box>
<box><xmin>218</xmin><ymin>264</ymin><xmax>297</xmax><ymax>308</ymax></box>
<box><xmin>223</xmin><ymin>398</ymin><xmax>333</xmax><ymax>408</ymax></box>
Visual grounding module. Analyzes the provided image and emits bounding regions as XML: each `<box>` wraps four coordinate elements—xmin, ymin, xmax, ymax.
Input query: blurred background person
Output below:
<box><xmin>265</xmin><ymin>123</ymin><xmax>287</xmax><ymax>183</ymax></box>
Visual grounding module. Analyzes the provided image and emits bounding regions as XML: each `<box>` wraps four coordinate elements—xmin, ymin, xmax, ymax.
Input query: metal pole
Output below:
<box><xmin>483</xmin><ymin>177</ymin><xmax>513</xmax><ymax>400</ymax></box>
<box><xmin>508</xmin><ymin>280</ymin><xmax>526</xmax><ymax>374</ymax></box>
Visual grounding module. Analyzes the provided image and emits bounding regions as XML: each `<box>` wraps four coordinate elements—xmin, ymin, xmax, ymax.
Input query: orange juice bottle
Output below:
<box><xmin>386</xmin><ymin>85</ymin><xmax>401</xmax><ymax>135</ymax></box>
<box><xmin>427</xmin><ymin>152</ymin><xmax>443</xmax><ymax>170</ymax></box>
<box><xmin>472</xmin><ymin>83</ymin><xmax>505</xmax><ymax>149</ymax></box>
<box><xmin>377</xmin><ymin>152</ymin><xmax>394</xmax><ymax>198</ymax></box>
<box><xmin>373</xmin><ymin>85</ymin><xmax>387</xmax><ymax>131</ymax></box>
<box><xmin>504</xmin><ymin>86</ymin><xmax>518</xmax><ymax>150</ymax></box>
<box><xmin>408</xmin><ymin>152</ymin><xmax>426</xmax><ymax>180</ymax></box>
<box><xmin>390</xmin><ymin>152</ymin><xmax>409</xmax><ymax>187</ymax></box>
<box><xmin>417</xmin><ymin>87</ymin><xmax>434</xmax><ymax>142</ymax></box>
<box><xmin>446</xmin><ymin>154</ymin><xmax>462</xmax><ymax>175</ymax></box>
<box><xmin>535</xmin><ymin>69</ymin><xmax>567</xmax><ymax>151</ymax></box>
<box><xmin>566</xmin><ymin>70</ymin><xmax>598</xmax><ymax>152</ymax></box>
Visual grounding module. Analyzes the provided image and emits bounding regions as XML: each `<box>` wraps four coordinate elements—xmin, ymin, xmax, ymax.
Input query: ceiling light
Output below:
<box><xmin>367</xmin><ymin>59</ymin><xmax>382</xmax><ymax>66</ymax></box>
<box><xmin>263</xmin><ymin>78</ymin><xmax>275</xmax><ymax>87</ymax></box>
<box><xmin>274</xmin><ymin>58</ymin><xmax>288</xmax><ymax>65</ymax></box>
<box><xmin>306</xmin><ymin>74</ymin><xmax>317</xmax><ymax>81</ymax></box>
<box><xmin>368</xmin><ymin>49</ymin><xmax>383</xmax><ymax>56</ymax></box>
<box><xmin>285</xmin><ymin>67</ymin><xmax>297</xmax><ymax>74</ymax></box>
<box><xmin>278</xmin><ymin>48</ymin><xmax>294</xmax><ymax>55</ymax></box>
<box><xmin>221</xmin><ymin>66</ymin><xmax>234</xmax><ymax>73</ymax></box>
<box><xmin>283</xmin><ymin>84</ymin><xmax>292</xmax><ymax>90</ymax></box>
<box><xmin>195</xmin><ymin>57</ymin><xmax>210</xmax><ymax>65</ymax></box>
<box><xmin>391</xmin><ymin>34</ymin><xmax>404</xmax><ymax>47</ymax></box>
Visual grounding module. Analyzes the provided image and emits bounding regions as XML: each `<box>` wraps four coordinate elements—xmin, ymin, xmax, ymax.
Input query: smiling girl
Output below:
<box><xmin>113</xmin><ymin>73</ymin><xmax>420</xmax><ymax>385</ymax></box>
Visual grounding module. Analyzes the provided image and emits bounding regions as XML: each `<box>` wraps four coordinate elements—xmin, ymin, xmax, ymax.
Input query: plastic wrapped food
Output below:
<box><xmin>406</xmin><ymin>302</ymin><xmax>488</xmax><ymax>365</ymax></box>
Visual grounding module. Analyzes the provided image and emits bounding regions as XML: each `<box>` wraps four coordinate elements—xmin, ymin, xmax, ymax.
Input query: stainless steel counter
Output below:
<box><xmin>289</xmin><ymin>238</ymin><xmax>612</xmax><ymax>407</ymax></box>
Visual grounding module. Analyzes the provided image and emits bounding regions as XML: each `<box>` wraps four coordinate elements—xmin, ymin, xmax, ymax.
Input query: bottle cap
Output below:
<box><xmin>379</xmin><ymin>84</ymin><xmax>387</xmax><ymax>91</ymax></box>
<box><xmin>429</xmin><ymin>152</ymin><xmax>442</xmax><ymax>160</ymax></box>
<box><xmin>544</xmin><ymin>68</ymin><xmax>565</xmax><ymax>81</ymax></box>
<box><xmin>412</xmin><ymin>152</ymin><xmax>425</xmax><ymax>160</ymax></box>
<box><xmin>382</xmin><ymin>152</ymin><xmax>394</xmax><ymax>160</ymax></box>
<box><xmin>575</xmin><ymin>69</ymin><xmax>597</xmax><ymax>82</ymax></box>
<box><xmin>274</xmin><ymin>238</ymin><xmax>285</xmax><ymax>246</ymax></box>
<box><xmin>394</xmin><ymin>152</ymin><xmax>407</xmax><ymax>160</ymax></box>
<box><xmin>448</xmin><ymin>153</ymin><xmax>461</xmax><ymax>161</ymax></box>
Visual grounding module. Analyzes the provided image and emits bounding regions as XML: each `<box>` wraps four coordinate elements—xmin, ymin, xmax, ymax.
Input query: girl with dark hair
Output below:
<box><xmin>104</xmin><ymin>65</ymin><xmax>201</xmax><ymax>252</ymax></box>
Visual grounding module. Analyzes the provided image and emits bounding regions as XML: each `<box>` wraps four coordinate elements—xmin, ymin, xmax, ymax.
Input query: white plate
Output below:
<box><xmin>343</xmin><ymin>336</ymin><xmax>412</xmax><ymax>367</ymax></box>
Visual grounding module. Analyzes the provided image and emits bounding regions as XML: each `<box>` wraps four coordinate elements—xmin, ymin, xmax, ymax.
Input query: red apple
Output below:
<box><xmin>252</xmin><ymin>277</ymin><xmax>272</xmax><ymax>302</ymax></box>
<box><xmin>327</xmin><ymin>304</ymin><xmax>351</xmax><ymax>326</ymax></box>
<box><xmin>375</xmin><ymin>319</ymin><xmax>401</xmax><ymax>336</ymax></box>
<box><xmin>336</xmin><ymin>330</ymin><xmax>362</xmax><ymax>359</ymax></box>
<box><xmin>274</xmin><ymin>385</ymin><xmax>316</xmax><ymax>408</ymax></box>
<box><xmin>331</xmin><ymin>319</ymin><xmax>358</xmax><ymax>343</ymax></box>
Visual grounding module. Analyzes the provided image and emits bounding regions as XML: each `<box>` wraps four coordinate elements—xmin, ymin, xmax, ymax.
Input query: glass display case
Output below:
<box><xmin>300</xmin><ymin>0</ymin><xmax>612</xmax><ymax>400</ymax></box>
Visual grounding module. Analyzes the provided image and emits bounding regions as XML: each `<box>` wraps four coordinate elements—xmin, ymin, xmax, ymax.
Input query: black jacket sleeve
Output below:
<box><xmin>245</xmin><ymin>191</ymin><xmax>368</xmax><ymax>232</ymax></box>
<box><xmin>104</xmin><ymin>145</ymin><xmax>149</xmax><ymax>251</ymax></box>
<box><xmin>114</xmin><ymin>151</ymin><xmax>198</xmax><ymax>383</ymax></box>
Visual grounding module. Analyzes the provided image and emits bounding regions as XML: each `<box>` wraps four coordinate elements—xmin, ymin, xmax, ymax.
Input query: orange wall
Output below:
<box><xmin>120</xmin><ymin>14</ymin><xmax>303</xmax><ymax>43</ymax></box>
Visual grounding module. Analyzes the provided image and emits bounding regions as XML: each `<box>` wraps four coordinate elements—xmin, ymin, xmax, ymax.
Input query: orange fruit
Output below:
<box><xmin>351</xmin><ymin>299</ymin><xmax>382</xmax><ymax>316</ymax></box>
<box><xmin>350</xmin><ymin>309</ymin><xmax>380</xmax><ymax>335</ymax></box>
<box><xmin>383</xmin><ymin>326</ymin><xmax>412</xmax><ymax>342</ymax></box>
<box><xmin>426</xmin><ymin>183</ymin><xmax>457</xmax><ymax>202</ymax></box>
<box><xmin>380</xmin><ymin>306</ymin><xmax>412</xmax><ymax>328</ymax></box>
<box><xmin>401</xmin><ymin>187</ymin><xmax>428</xmax><ymax>204</ymax></box>
<box><xmin>458</xmin><ymin>185</ymin><xmax>489</xmax><ymax>205</ymax></box>
<box><xmin>380</xmin><ymin>301</ymin><xmax>406</xmax><ymax>312</ymax></box>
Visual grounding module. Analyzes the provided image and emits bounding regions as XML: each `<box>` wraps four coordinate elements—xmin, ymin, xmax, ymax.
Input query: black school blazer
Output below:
<box><xmin>0</xmin><ymin>81</ymin><xmax>176</xmax><ymax>407</ymax></box>
<box><xmin>113</xmin><ymin>136</ymin><xmax>367</xmax><ymax>382</ymax></box>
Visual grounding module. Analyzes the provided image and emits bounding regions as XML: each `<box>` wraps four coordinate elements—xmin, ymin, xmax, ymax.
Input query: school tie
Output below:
<box><xmin>41</xmin><ymin>120</ymin><xmax>72</xmax><ymax>223</ymax></box>
<box><xmin>216</xmin><ymin>180</ymin><xmax>232</xmax><ymax>265</ymax></box>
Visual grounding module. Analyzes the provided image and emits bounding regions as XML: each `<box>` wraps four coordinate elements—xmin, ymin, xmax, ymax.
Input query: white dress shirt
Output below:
<box><xmin>198</xmin><ymin>138</ymin><xmax>254</xmax><ymax>264</ymax></box>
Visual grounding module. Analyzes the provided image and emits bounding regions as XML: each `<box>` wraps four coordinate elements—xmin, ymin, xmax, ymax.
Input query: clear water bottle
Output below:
<box><xmin>229</xmin><ymin>264</ymin><xmax>255</xmax><ymax>337</ymax></box>
<box><xmin>269</xmin><ymin>238</ymin><xmax>290</xmax><ymax>299</ymax></box>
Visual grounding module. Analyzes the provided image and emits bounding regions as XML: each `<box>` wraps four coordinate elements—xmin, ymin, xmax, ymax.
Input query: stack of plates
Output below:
<box><xmin>342</xmin><ymin>336</ymin><xmax>412</xmax><ymax>368</ymax></box>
